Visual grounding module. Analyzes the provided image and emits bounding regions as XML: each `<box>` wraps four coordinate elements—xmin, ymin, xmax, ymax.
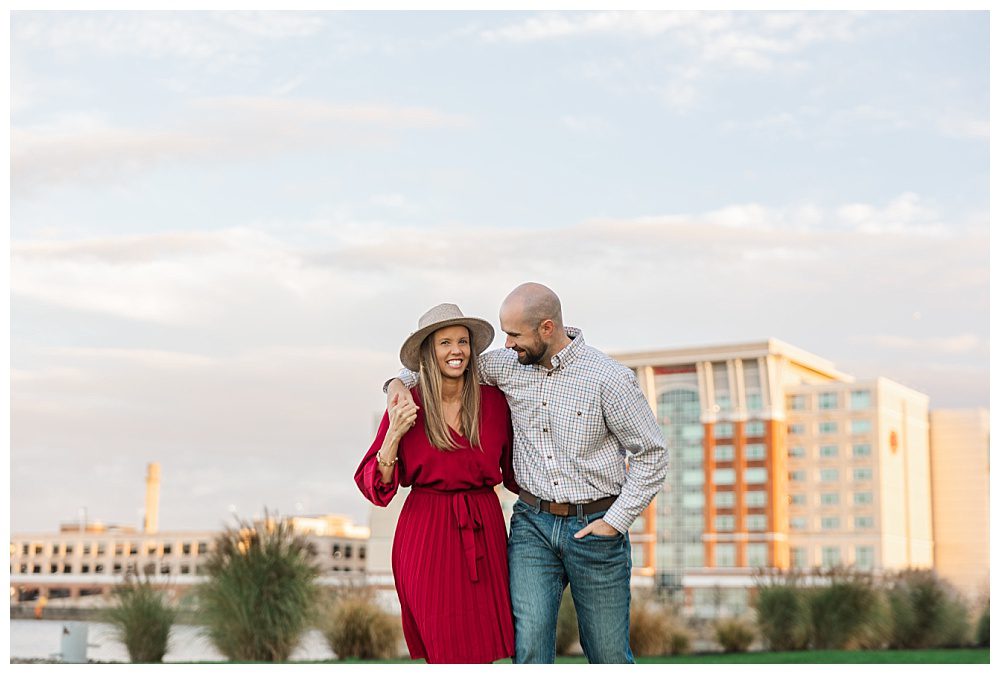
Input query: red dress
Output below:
<box><xmin>355</xmin><ymin>385</ymin><xmax>520</xmax><ymax>664</ymax></box>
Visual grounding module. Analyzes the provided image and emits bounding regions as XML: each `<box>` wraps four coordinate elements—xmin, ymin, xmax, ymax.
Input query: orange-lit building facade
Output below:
<box><xmin>616</xmin><ymin>339</ymin><xmax>937</xmax><ymax>616</ymax></box>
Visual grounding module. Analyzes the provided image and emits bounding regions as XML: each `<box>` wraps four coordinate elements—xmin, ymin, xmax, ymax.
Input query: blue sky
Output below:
<box><xmin>10</xmin><ymin>10</ymin><xmax>989</xmax><ymax>532</ymax></box>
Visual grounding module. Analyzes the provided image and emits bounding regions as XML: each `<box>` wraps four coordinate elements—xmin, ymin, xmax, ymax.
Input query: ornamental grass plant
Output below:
<box><xmin>629</xmin><ymin>593</ymin><xmax>692</xmax><ymax>656</ymax></box>
<box><xmin>193</xmin><ymin>511</ymin><xmax>320</xmax><ymax>662</ymax></box>
<box><xmin>556</xmin><ymin>587</ymin><xmax>580</xmax><ymax>656</ymax></box>
<box><xmin>714</xmin><ymin>617</ymin><xmax>756</xmax><ymax>653</ymax></box>
<box><xmin>103</xmin><ymin>571</ymin><xmax>176</xmax><ymax>663</ymax></box>
<box><xmin>754</xmin><ymin>581</ymin><xmax>810</xmax><ymax>651</ymax></box>
<box><xmin>886</xmin><ymin>569</ymin><xmax>970</xmax><ymax>649</ymax></box>
<box><xmin>806</xmin><ymin>568</ymin><xmax>886</xmax><ymax>650</ymax></box>
<box><xmin>319</xmin><ymin>586</ymin><xmax>402</xmax><ymax>660</ymax></box>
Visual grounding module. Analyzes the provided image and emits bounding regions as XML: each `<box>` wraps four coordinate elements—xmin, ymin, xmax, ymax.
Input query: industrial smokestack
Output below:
<box><xmin>144</xmin><ymin>462</ymin><xmax>161</xmax><ymax>534</ymax></box>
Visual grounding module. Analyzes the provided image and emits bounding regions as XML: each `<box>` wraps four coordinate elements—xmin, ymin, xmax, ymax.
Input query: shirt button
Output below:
<box><xmin>554</xmin><ymin>481</ymin><xmax>559</xmax><ymax>486</ymax></box>
<box><xmin>577</xmin><ymin>411</ymin><xmax>582</xmax><ymax>416</ymax></box>
<box><xmin>542</xmin><ymin>401</ymin><xmax>547</xmax><ymax>406</ymax></box>
<box><xmin>547</xmin><ymin>372</ymin><xmax>552</xmax><ymax>377</ymax></box>
<box><xmin>547</xmin><ymin>455</ymin><xmax>553</xmax><ymax>459</ymax></box>
<box><xmin>543</xmin><ymin>428</ymin><xmax>548</xmax><ymax>432</ymax></box>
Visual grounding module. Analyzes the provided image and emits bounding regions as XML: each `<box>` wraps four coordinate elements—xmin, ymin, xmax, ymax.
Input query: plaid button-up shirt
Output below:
<box><xmin>395</xmin><ymin>327</ymin><xmax>668</xmax><ymax>533</ymax></box>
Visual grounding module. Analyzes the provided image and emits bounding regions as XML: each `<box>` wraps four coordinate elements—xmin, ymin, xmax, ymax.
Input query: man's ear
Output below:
<box><xmin>539</xmin><ymin>319</ymin><xmax>554</xmax><ymax>338</ymax></box>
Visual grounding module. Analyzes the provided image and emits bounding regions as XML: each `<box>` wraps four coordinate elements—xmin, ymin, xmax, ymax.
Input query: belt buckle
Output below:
<box><xmin>548</xmin><ymin>502</ymin><xmax>570</xmax><ymax>517</ymax></box>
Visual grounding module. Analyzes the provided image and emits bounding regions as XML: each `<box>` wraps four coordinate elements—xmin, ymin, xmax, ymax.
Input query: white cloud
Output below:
<box><xmin>854</xmin><ymin>334</ymin><xmax>986</xmax><ymax>354</ymax></box>
<box><xmin>12</xmin><ymin>96</ymin><xmax>471</xmax><ymax>194</ymax></box>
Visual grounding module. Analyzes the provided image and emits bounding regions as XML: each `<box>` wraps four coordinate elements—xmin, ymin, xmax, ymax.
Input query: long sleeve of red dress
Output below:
<box><xmin>354</xmin><ymin>411</ymin><xmax>400</xmax><ymax>507</ymax></box>
<box><xmin>500</xmin><ymin>410</ymin><xmax>520</xmax><ymax>495</ymax></box>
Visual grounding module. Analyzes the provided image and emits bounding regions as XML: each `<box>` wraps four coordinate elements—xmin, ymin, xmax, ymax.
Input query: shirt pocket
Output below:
<box><xmin>567</xmin><ymin>400</ymin><xmax>604</xmax><ymax>450</ymax></box>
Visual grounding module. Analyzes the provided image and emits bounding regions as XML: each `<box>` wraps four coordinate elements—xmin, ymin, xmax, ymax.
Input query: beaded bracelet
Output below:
<box><xmin>376</xmin><ymin>451</ymin><xmax>398</xmax><ymax>468</ymax></box>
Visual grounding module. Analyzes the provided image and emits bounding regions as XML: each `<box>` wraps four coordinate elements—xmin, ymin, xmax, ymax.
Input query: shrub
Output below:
<box><xmin>807</xmin><ymin>569</ymin><xmax>884</xmax><ymax>650</ymax></box>
<box><xmin>887</xmin><ymin>569</ymin><xmax>970</xmax><ymax>649</ymax></box>
<box><xmin>669</xmin><ymin>628</ymin><xmax>693</xmax><ymax>655</ymax></box>
<box><xmin>629</xmin><ymin>595</ymin><xmax>675</xmax><ymax>657</ymax></box>
<box><xmin>714</xmin><ymin>617</ymin><xmax>755</xmax><ymax>653</ymax></box>
<box><xmin>754</xmin><ymin>584</ymin><xmax>810</xmax><ymax>651</ymax></box>
<box><xmin>556</xmin><ymin>588</ymin><xmax>579</xmax><ymax>655</ymax></box>
<box><xmin>103</xmin><ymin>572</ymin><xmax>175</xmax><ymax>663</ymax></box>
<box><xmin>194</xmin><ymin>511</ymin><xmax>321</xmax><ymax>662</ymax></box>
<box><xmin>975</xmin><ymin>604</ymin><xmax>989</xmax><ymax>647</ymax></box>
<box><xmin>320</xmin><ymin>588</ymin><xmax>401</xmax><ymax>660</ymax></box>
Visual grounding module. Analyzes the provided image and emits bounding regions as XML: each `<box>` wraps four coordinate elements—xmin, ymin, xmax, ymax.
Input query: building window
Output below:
<box><xmin>820</xmin><ymin>492</ymin><xmax>840</xmax><ymax>506</ymax></box>
<box><xmin>820</xmin><ymin>468</ymin><xmax>839</xmax><ymax>482</ymax></box>
<box><xmin>854</xmin><ymin>517</ymin><xmax>874</xmax><ymax>529</ymax></box>
<box><xmin>715</xmin><ymin>544</ymin><xmax>736</xmax><ymax>567</ymax></box>
<box><xmin>821</xmin><ymin>517</ymin><xmax>840</xmax><ymax>530</ymax></box>
<box><xmin>851</xmin><ymin>419</ymin><xmax>872</xmax><ymax>434</ymax></box>
<box><xmin>332</xmin><ymin>544</ymin><xmax>342</xmax><ymax>558</ymax></box>
<box><xmin>818</xmin><ymin>392</ymin><xmax>839</xmax><ymax>409</ymax></box>
<box><xmin>82</xmin><ymin>543</ymin><xmax>91</xmax><ymax>555</ymax></box>
<box><xmin>63</xmin><ymin>564</ymin><xmax>72</xmax><ymax>574</ymax></box>
<box><xmin>850</xmin><ymin>391</ymin><xmax>871</xmax><ymax>410</ymax></box>
<box><xmin>146</xmin><ymin>543</ymin><xmax>158</xmax><ymax>555</ymax></box>
<box><xmin>180</xmin><ymin>565</ymin><xmax>190</xmax><ymax>575</ymax></box>
<box><xmin>790</xmin><ymin>547</ymin><xmax>807</xmax><ymax>568</ymax></box>
<box><xmin>50</xmin><ymin>563</ymin><xmax>58</xmax><ymax>574</ymax></box>
<box><xmin>789</xmin><ymin>470</ymin><xmax>806</xmax><ymax>482</ymax></box>
<box><xmin>854</xmin><ymin>491</ymin><xmax>873</xmax><ymax>505</ymax></box>
<box><xmin>852</xmin><ymin>444</ymin><xmax>872</xmax><ymax>458</ymax></box>
<box><xmin>21</xmin><ymin>543</ymin><xmax>29</xmax><ymax>555</ymax></box>
<box><xmin>747</xmin><ymin>515</ymin><xmax>767</xmax><ymax>531</ymax></box>
<box><xmin>746</xmin><ymin>393</ymin><xmax>763</xmax><ymax>411</ymax></box>
<box><xmin>714</xmin><ymin>446</ymin><xmax>734</xmax><ymax>462</ymax></box>
<box><xmin>66</xmin><ymin>544</ymin><xmax>75</xmax><ymax>555</ymax></box>
<box><xmin>822</xmin><ymin>547</ymin><xmax>841</xmax><ymax>568</ymax></box>
<box><xmin>161</xmin><ymin>564</ymin><xmax>171</xmax><ymax>574</ymax></box>
<box><xmin>790</xmin><ymin>517</ymin><xmax>807</xmax><ymax>530</ymax></box>
<box><xmin>788</xmin><ymin>423</ymin><xmax>805</xmax><ymax>435</ymax></box>
<box><xmin>744</xmin><ymin>468</ymin><xmax>767</xmax><ymax>484</ymax></box>
<box><xmin>853</xmin><ymin>468</ymin><xmax>873</xmax><ymax>482</ymax></box>
<box><xmin>182</xmin><ymin>543</ymin><xmax>192</xmax><ymax>555</ymax></box>
<box><xmin>345</xmin><ymin>545</ymin><xmax>352</xmax><ymax>560</ymax></box>
<box><xmin>33</xmin><ymin>564</ymin><xmax>42</xmax><ymax>574</ymax></box>
<box><xmin>81</xmin><ymin>564</ymin><xmax>90</xmax><ymax>574</ymax></box>
<box><xmin>95</xmin><ymin>564</ymin><xmax>104</xmax><ymax>574</ymax></box>
<box><xmin>746</xmin><ymin>491</ymin><xmax>766</xmax><ymax>508</ymax></box>
<box><xmin>820</xmin><ymin>445</ymin><xmax>839</xmax><ymax>458</ymax></box>
<box><xmin>683</xmin><ymin>492</ymin><xmax>705</xmax><ymax>508</ymax></box>
<box><xmin>34</xmin><ymin>544</ymin><xmax>44</xmax><ymax>555</ymax></box>
<box><xmin>682</xmin><ymin>470</ymin><xmax>705</xmax><ymax>486</ymax></box>
<box><xmin>129</xmin><ymin>544</ymin><xmax>138</xmax><ymax>556</ymax></box>
<box><xmin>143</xmin><ymin>563</ymin><xmax>156</xmax><ymax>575</ymax></box>
<box><xmin>684</xmin><ymin>545</ymin><xmax>704</xmax><ymax>567</ymax></box>
<box><xmin>715</xmin><ymin>423</ymin><xmax>734</xmax><ymax>439</ymax></box>
<box><xmin>788</xmin><ymin>446</ymin><xmax>806</xmax><ymax>458</ymax></box>
<box><xmin>97</xmin><ymin>543</ymin><xmax>106</xmax><ymax>555</ymax></box>
<box><xmin>855</xmin><ymin>546</ymin><xmax>875</xmax><ymax>569</ymax></box>
<box><xmin>715</xmin><ymin>516</ymin><xmax>735</xmax><ymax>532</ymax></box>
<box><xmin>113</xmin><ymin>563</ymin><xmax>122</xmax><ymax>574</ymax></box>
<box><xmin>790</xmin><ymin>493</ymin><xmax>806</xmax><ymax>506</ymax></box>
<box><xmin>745</xmin><ymin>421</ymin><xmax>765</xmax><ymax>437</ymax></box>
<box><xmin>745</xmin><ymin>444</ymin><xmax>766</xmax><ymax>460</ymax></box>
<box><xmin>787</xmin><ymin>394</ymin><xmax>807</xmax><ymax>410</ymax></box>
<box><xmin>819</xmin><ymin>422</ymin><xmax>838</xmax><ymax>435</ymax></box>
<box><xmin>359</xmin><ymin>547</ymin><xmax>366</xmax><ymax>560</ymax></box>
<box><xmin>715</xmin><ymin>492</ymin><xmax>735</xmax><ymax>508</ymax></box>
<box><xmin>197</xmin><ymin>542</ymin><xmax>208</xmax><ymax>554</ymax></box>
<box><xmin>713</xmin><ymin>469</ymin><xmax>736</xmax><ymax>485</ymax></box>
<box><xmin>163</xmin><ymin>544</ymin><xmax>172</xmax><ymax>555</ymax></box>
<box><xmin>747</xmin><ymin>543</ymin><xmax>768</xmax><ymax>567</ymax></box>
<box><xmin>681</xmin><ymin>446</ymin><xmax>703</xmax><ymax>461</ymax></box>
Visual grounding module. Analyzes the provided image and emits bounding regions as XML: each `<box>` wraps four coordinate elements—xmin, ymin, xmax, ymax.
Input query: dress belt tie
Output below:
<box><xmin>412</xmin><ymin>485</ymin><xmax>494</xmax><ymax>583</ymax></box>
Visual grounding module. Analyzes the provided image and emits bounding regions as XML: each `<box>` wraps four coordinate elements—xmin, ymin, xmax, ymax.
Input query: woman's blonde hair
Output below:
<box><xmin>418</xmin><ymin>327</ymin><xmax>482</xmax><ymax>451</ymax></box>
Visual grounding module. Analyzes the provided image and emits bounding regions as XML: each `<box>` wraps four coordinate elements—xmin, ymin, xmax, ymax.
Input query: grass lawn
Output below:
<box><xmin>196</xmin><ymin>648</ymin><xmax>987</xmax><ymax>664</ymax></box>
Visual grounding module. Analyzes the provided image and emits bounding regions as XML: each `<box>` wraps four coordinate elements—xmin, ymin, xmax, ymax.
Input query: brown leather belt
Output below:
<box><xmin>518</xmin><ymin>489</ymin><xmax>617</xmax><ymax>517</ymax></box>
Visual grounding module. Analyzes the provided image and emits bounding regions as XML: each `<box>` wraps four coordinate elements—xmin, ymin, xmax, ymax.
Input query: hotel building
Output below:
<box><xmin>614</xmin><ymin>339</ymin><xmax>936</xmax><ymax>616</ymax></box>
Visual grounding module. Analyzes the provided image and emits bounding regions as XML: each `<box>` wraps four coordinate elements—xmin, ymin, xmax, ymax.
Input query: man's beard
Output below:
<box><xmin>516</xmin><ymin>343</ymin><xmax>545</xmax><ymax>366</ymax></box>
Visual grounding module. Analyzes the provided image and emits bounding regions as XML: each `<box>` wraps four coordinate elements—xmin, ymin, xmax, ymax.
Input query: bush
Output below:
<box><xmin>714</xmin><ymin>617</ymin><xmax>755</xmax><ymax>653</ymax></box>
<box><xmin>754</xmin><ymin>584</ymin><xmax>810</xmax><ymax>651</ymax></box>
<box><xmin>807</xmin><ymin>569</ymin><xmax>884</xmax><ymax>650</ymax></box>
<box><xmin>669</xmin><ymin>627</ymin><xmax>693</xmax><ymax>655</ymax></box>
<box><xmin>320</xmin><ymin>588</ymin><xmax>401</xmax><ymax>660</ymax></box>
<box><xmin>103</xmin><ymin>572</ymin><xmax>175</xmax><ymax>663</ymax></box>
<box><xmin>556</xmin><ymin>588</ymin><xmax>579</xmax><ymax>655</ymax></box>
<box><xmin>975</xmin><ymin>604</ymin><xmax>989</xmax><ymax>647</ymax></box>
<box><xmin>629</xmin><ymin>596</ymin><xmax>673</xmax><ymax>656</ymax></box>
<box><xmin>887</xmin><ymin>569</ymin><xmax>970</xmax><ymax>649</ymax></box>
<box><xmin>194</xmin><ymin>511</ymin><xmax>321</xmax><ymax>662</ymax></box>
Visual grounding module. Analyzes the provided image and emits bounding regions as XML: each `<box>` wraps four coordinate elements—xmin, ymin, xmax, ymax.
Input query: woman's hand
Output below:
<box><xmin>387</xmin><ymin>392</ymin><xmax>418</xmax><ymax>441</ymax></box>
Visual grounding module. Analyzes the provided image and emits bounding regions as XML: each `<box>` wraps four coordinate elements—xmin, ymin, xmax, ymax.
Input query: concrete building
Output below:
<box><xmin>929</xmin><ymin>408</ymin><xmax>990</xmax><ymax>600</ymax></box>
<box><xmin>614</xmin><ymin>339</ymin><xmax>937</xmax><ymax>616</ymax></box>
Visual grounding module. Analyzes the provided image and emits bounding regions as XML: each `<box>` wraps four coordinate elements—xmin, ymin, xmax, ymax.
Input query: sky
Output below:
<box><xmin>9</xmin><ymin>10</ymin><xmax>989</xmax><ymax>533</ymax></box>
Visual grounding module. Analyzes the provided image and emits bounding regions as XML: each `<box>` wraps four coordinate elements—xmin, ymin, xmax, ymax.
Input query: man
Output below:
<box><xmin>386</xmin><ymin>282</ymin><xmax>668</xmax><ymax>663</ymax></box>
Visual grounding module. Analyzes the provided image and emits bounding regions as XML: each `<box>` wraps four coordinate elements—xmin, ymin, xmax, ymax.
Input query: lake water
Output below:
<box><xmin>10</xmin><ymin>619</ymin><xmax>336</xmax><ymax>663</ymax></box>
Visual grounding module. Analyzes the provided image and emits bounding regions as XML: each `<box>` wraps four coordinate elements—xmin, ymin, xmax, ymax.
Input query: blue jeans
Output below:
<box><xmin>508</xmin><ymin>498</ymin><xmax>634</xmax><ymax>664</ymax></box>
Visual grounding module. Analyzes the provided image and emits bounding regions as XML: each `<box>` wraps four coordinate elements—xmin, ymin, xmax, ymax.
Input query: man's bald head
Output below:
<box><xmin>501</xmin><ymin>282</ymin><xmax>564</xmax><ymax>332</ymax></box>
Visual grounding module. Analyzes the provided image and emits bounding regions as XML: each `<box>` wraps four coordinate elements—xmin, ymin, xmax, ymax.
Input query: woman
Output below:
<box><xmin>354</xmin><ymin>303</ymin><xmax>519</xmax><ymax>664</ymax></box>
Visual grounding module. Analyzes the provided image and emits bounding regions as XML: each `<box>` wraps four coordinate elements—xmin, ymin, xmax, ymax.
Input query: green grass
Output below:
<box><xmin>176</xmin><ymin>648</ymin><xmax>988</xmax><ymax>664</ymax></box>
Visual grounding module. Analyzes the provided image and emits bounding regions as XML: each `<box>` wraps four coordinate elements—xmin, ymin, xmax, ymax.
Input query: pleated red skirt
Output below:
<box><xmin>391</xmin><ymin>486</ymin><xmax>515</xmax><ymax>663</ymax></box>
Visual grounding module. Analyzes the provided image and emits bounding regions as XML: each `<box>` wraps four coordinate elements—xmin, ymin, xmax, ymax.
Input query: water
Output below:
<box><xmin>10</xmin><ymin>619</ymin><xmax>335</xmax><ymax>662</ymax></box>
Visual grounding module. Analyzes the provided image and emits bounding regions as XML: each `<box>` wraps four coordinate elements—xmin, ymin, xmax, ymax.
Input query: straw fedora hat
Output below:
<box><xmin>399</xmin><ymin>303</ymin><xmax>495</xmax><ymax>372</ymax></box>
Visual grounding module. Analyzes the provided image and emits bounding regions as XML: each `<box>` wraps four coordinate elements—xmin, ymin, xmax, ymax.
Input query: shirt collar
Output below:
<box><xmin>548</xmin><ymin>326</ymin><xmax>584</xmax><ymax>371</ymax></box>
